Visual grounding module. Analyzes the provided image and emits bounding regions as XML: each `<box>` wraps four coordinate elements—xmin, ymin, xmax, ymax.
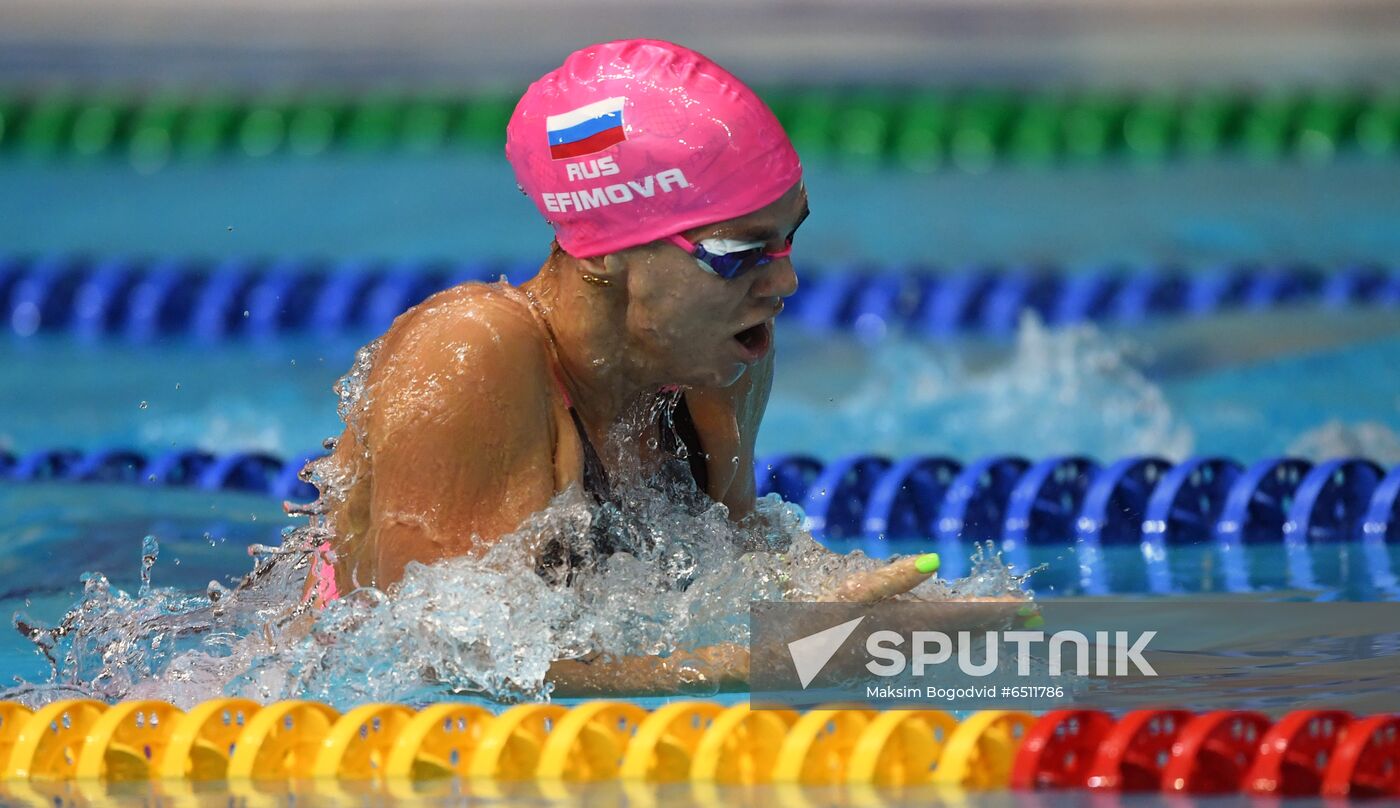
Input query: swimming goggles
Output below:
<box><xmin>665</xmin><ymin>234</ymin><xmax>793</xmax><ymax>280</ymax></box>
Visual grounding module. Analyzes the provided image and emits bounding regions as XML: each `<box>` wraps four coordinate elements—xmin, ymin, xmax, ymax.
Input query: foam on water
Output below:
<box><xmin>137</xmin><ymin>403</ymin><xmax>289</xmax><ymax>455</ymax></box>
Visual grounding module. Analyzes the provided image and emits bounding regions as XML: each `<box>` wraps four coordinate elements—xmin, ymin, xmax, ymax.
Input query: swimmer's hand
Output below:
<box><xmin>546</xmin><ymin>643</ymin><xmax>749</xmax><ymax>698</ymax></box>
<box><xmin>813</xmin><ymin>552</ymin><xmax>1034</xmax><ymax>622</ymax></box>
<box><xmin>816</xmin><ymin>551</ymin><xmax>943</xmax><ymax>603</ymax></box>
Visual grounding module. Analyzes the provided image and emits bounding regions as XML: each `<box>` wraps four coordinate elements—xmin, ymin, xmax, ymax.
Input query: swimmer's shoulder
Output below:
<box><xmin>381</xmin><ymin>279</ymin><xmax>537</xmax><ymax>336</ymax></box>
<box><xmin>366</xmin><ymin>282</ymin><xmax>555</xmax><ymax>432</ymax></box>
<box><xmin>378</xmin><ymin>281</ymin><xmax>548</xmax><ymax>368</ymax></box>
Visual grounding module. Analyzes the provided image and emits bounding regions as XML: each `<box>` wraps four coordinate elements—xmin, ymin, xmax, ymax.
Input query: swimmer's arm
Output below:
<box><xmin>544</xmin><ymin>564</ymin><xmax>938</xmax><ymax>696</ymax></box>
<box><xmin>685</xmin><ymin>336</ymin><xmax>775</xmax><ymax>521</ymax></box>
<box><xmin>545</xmin><ymin>598</ymin><xmax>1030</xmax><ymax>697</ymax></box>
<box><xmin>355</xmin><ymin>298</ymin><xmax>558</xmax><ymax>587</ymax></box>
<box><xmin>546</xmin><ymin>643</ymin><xmax>749</xmax><ymax>698</ymax></box>
<box><xmin>719</xmin><ymin>343</ymin><xmax>771</xmax><ymax>520</ymax></box>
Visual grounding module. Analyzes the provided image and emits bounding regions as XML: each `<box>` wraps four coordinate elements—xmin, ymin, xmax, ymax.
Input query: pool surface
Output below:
<box><xmin>4</xmin><ymin>151</ymin><xmax>1400</xmax><ymax>703</ymax></box>
<box><xmin>5</xmin><ymin>307</ymin><xmax>1399</xmax><ymax>462</ymax></box>
<box><xmin>8</xmin><ymin>155</ymin><xmax>1400</xmax><ymax>267</ymax></box>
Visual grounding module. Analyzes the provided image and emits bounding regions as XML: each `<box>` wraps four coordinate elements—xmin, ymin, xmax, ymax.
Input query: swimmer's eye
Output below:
<box><xmin>687</xmin><ymin>238</ymin><xmax>785</xmax><ymax>279</ymax></box>
<box><xmin>695</xmin><ymin>238</ymin><xmax>768</xmax><ymax>257</ymax></box>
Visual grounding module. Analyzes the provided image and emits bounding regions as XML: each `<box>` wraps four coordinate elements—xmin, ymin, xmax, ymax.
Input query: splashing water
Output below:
<box><xmin>767</xmin><ymin>312</ymin><xmax>1195</xmax><ymax>460</ymax></box>
<box><xmin>137</xmin><ymin>402</ymin><xmax>290</xmax><ymax>455</ymax></box>
<box><xmin>11</xmin><ymin>493</ymin><xmax>1030</xmax><ymax>710</ymax></box>
<box><xmin>1289</xmin><ymin>419</ymin><xmax>1400</xmax><ymax>466</ymax></box>
<box><xmin>334</xmin><ymin>339</ymin><xmax>381</xmax><ymax>444</ymax></box>
<box><xmin>10</xmin><ymin>333</ymin><xmax>1032</xmax><ymax>710</ymax></box>
<box><xmin>11</xmin><ymin>452</ymin><xmax>1031</xmax><ymax>709</ymax></box>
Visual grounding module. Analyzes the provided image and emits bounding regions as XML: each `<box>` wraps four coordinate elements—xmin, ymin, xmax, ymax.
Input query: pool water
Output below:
<box><xmin>2</xmin><ymin>151</ymin><xmax>1400</xmax><ymax>709</ymax></box>
<box><xmin>7</xmin><ymin>154</ymin><xmax>1400</xmax><ymax>267</ymax></box>
<box><xmin>4</xmin><ymin>307</ymin><xmax>1399</xmax><ymax>463</ymax></box>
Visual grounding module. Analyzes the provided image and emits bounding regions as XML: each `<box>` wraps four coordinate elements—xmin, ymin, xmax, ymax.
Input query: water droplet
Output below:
<box><xmin>290</xmin><ymin>359</ymin><xmax>297</xmax><ymax>367</ymax></box>
<box><xmin>174</xmin><ymin>382</ymin><xmax>181</xmax><ymax>390</ymax></box>
<box><xmin>138</xmin><ymin>535</ymin><xmax>159</xmax><ymax>597</ymax></box>
<box><xmin>242</xmin><ymin>310</ymin><xmax>250</xmax><ymax>318</ymax></box>
<box><xmin>147</xmin><ymin>474</ymin><xmax>157</xmax><ymax>482</ymax></box>
<box><xmin>138</xmin><ymin>400</ymin><xmax>149</xmax><ymax>409</ymax></box>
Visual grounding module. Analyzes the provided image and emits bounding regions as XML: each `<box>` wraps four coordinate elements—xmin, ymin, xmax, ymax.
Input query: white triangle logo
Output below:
<box><xmin>788</xmin><ymin>616</ymin><xmax>866</xmax><ymax>689</ymax></box>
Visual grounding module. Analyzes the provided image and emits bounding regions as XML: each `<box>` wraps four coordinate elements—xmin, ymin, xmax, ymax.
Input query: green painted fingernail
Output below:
<box><xmin>1024</xmin><ymin>615</ymin><xmax>1045</xmax><ymax>628</ymax></box>
<box><xmin>1017</xmin><ymin>604</ymin><xmax>1038</xmax><ymax>616</ymax></box>
<box><xmin>915</xmin><ymin>553</ymin><xmax>940</xmax><ymax>574</ymax></box>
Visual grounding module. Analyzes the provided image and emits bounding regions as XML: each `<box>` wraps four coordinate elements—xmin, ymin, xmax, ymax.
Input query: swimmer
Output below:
<box><xmin>297</xmin><ymin>39</ymin><xmax>1016</xmax><ymax>694</ymax></box>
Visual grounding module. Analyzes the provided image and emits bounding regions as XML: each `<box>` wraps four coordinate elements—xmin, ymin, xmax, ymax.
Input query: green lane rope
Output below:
<box><xmin>0</xmin><ymin>88</ymin><xmax>1396</xmax><ymax>167</ymax></box>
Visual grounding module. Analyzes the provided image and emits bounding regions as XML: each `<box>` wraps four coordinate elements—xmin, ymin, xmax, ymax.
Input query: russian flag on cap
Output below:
<box><xmin>547</xmin><ymin>97</ymin><xmax>627</xmax><ymax>160</ymax></box>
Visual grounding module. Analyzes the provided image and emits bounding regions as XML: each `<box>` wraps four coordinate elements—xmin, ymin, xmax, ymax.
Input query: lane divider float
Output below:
<box><xmin>3</xmin><ymin>87</ymin><xmax>1399</xmax><ymax>168</ymax></box>
<box><xmin>4</xmin><ymin>447</ymin><xmax>1397</xmax><ymax>595</ymax></box>
<box><xmin>3</xmin><ymin>255</ymin><xmax>1398</xmax><ymax>342</ymax></box>
<box><xmin>0</xmin><ymin>700</ymin><xmax>1393</xmax><ymax>797</ymax></box>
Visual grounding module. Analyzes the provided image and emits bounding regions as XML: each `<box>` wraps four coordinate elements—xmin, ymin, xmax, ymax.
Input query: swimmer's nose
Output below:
<box><xmin>751</xmin><ymin>254</ymin><xmax>798</xmax><ymax>300</ymax></box>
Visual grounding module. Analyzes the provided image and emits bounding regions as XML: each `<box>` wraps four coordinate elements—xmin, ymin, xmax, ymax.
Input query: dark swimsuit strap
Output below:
<box><xmin>551</xmin><ymin>367</ymin><xmax>708</xmax><ymax>500</ymax></box>
<box><xmin>568</xmin><ymin>404</ymin><xmax>615</xmax><ymax>502</ymax></box>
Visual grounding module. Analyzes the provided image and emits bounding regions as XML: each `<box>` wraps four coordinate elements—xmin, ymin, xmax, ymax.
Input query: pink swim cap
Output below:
<box><xmin>505</xmin><ymin>39</ymin><xmax>803</xmax><ymax>259</ymax></box>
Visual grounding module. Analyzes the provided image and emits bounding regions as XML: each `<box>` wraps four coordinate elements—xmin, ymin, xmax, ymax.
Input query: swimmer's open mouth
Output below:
<box><xmin>733</xmin><ymin>321</ymin><xmax>771</xmax><ymax>357</ymax></box>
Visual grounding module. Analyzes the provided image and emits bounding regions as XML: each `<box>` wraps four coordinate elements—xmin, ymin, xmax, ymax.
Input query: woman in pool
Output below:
<box><xmin>302</xmin><ymin>39</ymin><xmax>949</xmax><ymax>691</ymax></box>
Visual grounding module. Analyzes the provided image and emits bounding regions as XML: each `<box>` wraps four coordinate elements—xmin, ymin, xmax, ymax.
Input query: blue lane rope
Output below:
<box><xmin>3</xmin><ymin>255</ymin><xmax>1399</xmax><ymax>341</ymax></box>
<box><xmin>4</xmin><ymin>447</ymin><xmax>1398</xmax><ymax>594</ymax></box>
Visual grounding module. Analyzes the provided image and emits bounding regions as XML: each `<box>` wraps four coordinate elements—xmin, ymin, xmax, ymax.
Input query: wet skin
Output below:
<box><xmin>314</xmin><ymin>179</ymin><xmax>944</xmax><ymax>607</ymax></box>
